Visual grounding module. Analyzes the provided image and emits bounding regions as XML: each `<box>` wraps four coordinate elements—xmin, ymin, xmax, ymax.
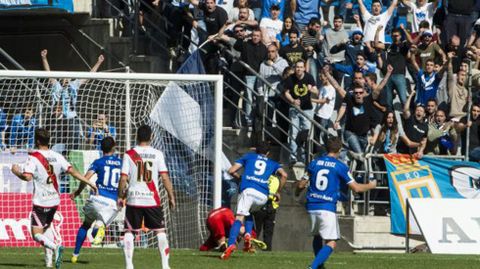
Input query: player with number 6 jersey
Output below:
<box><xmin>118</xmin><ymin>125</ymin><xmax>175</xmax><ymax>269</ymax></box>
<box><xmin>70</xmin><ymin>137</ymin><xmax>122</xmax><ymax>263</ymax></box>
<box><xmin>296</xmin><ymin>137</ymin><xmax>376</xmax><ymax>269</ymax></box>
<box><xmin>222</xmin><ymin>143</ymin><xmax>287</xmax><ymax>260</ymax></box>
<box><xmin>11</xmin><ymin>128</ymin><xmax>98</xmax><ymax>269</ymax></box>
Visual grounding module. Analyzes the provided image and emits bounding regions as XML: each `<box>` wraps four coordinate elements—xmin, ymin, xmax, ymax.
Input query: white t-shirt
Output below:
<box><xmin>405</xmin><ymin>2</ymin><xmax>436</xmax><ymax>32</ymax></box>
<box><xmin>362</xmin><ymin>11</ymin><xmax>391</xmax><ymax>43</ymax></box>
<box><xmin>21</xmin><ymin>150</ymin><xmax>71</xmax><ymax>207</ymax></box>
<box><xmin>121</xmin><ymin>146</ymin><xmax>168</xmax><ymax>207</ymax></box>
<box><xmin>315</xmin><ymin>84</ymin><xmax>336</xmax><ymax>120</ymax></box>
<box><xmin>260</xmin><ymin>18</ymin><xmax>283</xmax><ymax>41</ymax></box>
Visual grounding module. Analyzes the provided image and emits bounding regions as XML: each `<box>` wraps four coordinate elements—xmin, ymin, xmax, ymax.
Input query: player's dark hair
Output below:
<box><xmin>101</xmin><ymin>136</ymin><xmax>116</xmax><ymax>153</ymax></box>
<box><xmin>137</xmin><ymin>124</ymin><xmax>152</xmax><ymax>143</ymax></box>
<box><xmin>326</xmin><ymin>137</ymin><xmax>343</xmax><ymax>154</ymax></box>
<box><xmin>255</xmin><ymin>142</ymin><xmax>270</xmax><ymax>155</ymax></box>
<box><xmin>35</xmin><ymin>128</ymin><xmax>50</xmax><ymax>147</ymax></box>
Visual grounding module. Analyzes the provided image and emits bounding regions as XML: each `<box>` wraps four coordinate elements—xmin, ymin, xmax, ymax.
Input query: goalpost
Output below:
<box><xmin>0</xmin><ymin>70</ymin><xmax>223</xmax><ymax>249</ymax></box>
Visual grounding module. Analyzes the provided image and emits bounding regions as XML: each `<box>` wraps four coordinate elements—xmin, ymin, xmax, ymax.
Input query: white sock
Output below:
<box><xmin>157</xmin><ymin>233</ymin><xmax>170</xmax><ymax>269</ymax></box>
<box><xmin>123</xmin><ymin>232</ymin><xmax>135</xmax><ymax>268</ymax></box>
<box><xmin>43</xmin><ymin>228</ymin><xmax>54</xmax><ymax>265</ymax></box>
<box><xmin>34</xmin><ymin>233</ymin><xmax>57</xmax><ymax>250</ymax></box>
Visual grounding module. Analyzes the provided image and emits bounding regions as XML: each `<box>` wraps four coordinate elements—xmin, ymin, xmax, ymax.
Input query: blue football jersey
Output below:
<box><xmin>305</xmin><ymin>156</ymin><xmax>353</xmax><ymax>212</ymax></box>
<box><xmin>235</xmin><ymin>153</ymin><xmax>281</xmax><ymax>196</ymax></box>
<box><xmin>88</xmin><ymin>155</ymin><xmax>122</xmax><ymax>201</ymax></box>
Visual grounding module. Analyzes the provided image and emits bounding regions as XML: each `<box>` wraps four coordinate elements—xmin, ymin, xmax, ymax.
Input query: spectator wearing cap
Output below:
<box><xmin>444</xmin><ymin>0</ymin><xmax>476</xmax><ymax>48</ymax></box>
<box><xmin>397</xmin><ymin>89</ymin><xmax>428</xmax><ymax>157</ymax></box>
<box><xmin>410</xmin><ymin>29</ymin><xmax>447</xmax><ymax>71</ymax></box>
<box><xmin>400</xmin><ymin>0</ymin><xmax>438</xmax><ymax>33</ymax></box>
<box><xmin>291</xmin><ymin>0</ymin><xmax>321</xmax><ymax>31</ymax></box>
<box><xmin>412</xmin><ymin>59</ymin><xmax>445</xmax><ymax>106</ymax></box>
<box><xmin>425</xmin><ymin>109</ymin><xmax>457</xmax><ymax>155</ymax></box>
<box><xmin>409</xmin><ymin>21</ymin><xmax>439</xmax><ymax>44</ymax></box>
<box><xmin>260</xmin><ymin>4</ymin><xmax>284</xmax><ymax>46</ymax></box>
<box><xmin>375</xmin><ymin>27</ymin><xmax>410</xmax><ymax>109</ymax></box>
<box><xmin>357</xmin><ymin>0</ymin><xmax>398</xmax><ymax>43</ymax></box>
<box><xmin>262</xmin><ymin>0</ymin><xmax>287</xmax><ymax>20</ymax></box>
<box><xmin>279</xmin><ymin>30</ymin><xmax>308</xmax><ymax>66</ymax></box>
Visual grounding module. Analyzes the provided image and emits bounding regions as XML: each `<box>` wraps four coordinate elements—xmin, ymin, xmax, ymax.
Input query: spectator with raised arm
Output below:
<box><xmin>446</xmin><ymin>52</ymin><xmax>468</xmax><ymax>121</ymax></box>
<box><xmin>410</xmin><ymin>30</ymin><xmax>446</xmax><ymax>71</ymax></box>
<box><xmin>400</xmin><ymin>0</ymin><xmax>438</xmax><ymax>33</ymax></box>
<box><xmin>412</xmin><ymin>59</ymin><xmax>444</xmax><ymax>106</ymax></box>
<box><xmin>357</xmin><ymin>0</ymin><xmax>398</xmax><ymax>43</ymax></box>
<box><xmin>87</xmin><ymin>113</ymin><xmax>117</xmax><ymax>151</ymax></box>
<box><xmin>397</xmin><ymin>89</ymin><xmax>427</xmax><ymax>157</ymax></box>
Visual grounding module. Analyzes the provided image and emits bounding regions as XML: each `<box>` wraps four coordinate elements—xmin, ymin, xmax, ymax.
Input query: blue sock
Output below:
<box><xmin>244</xmin><ymin>216</ymin><xmax>254</xmax><ymax>235</ymax></box>
<box><xmin>73</xmin><ymin>225</ymin><xmax>89</xmax><ymax>255</ymax></box>
<box><xmin>228</xmin><ymin>220</ymin><xmax>242</xmax><ymax>246</ymax></box>
<box><xmin>311</xmin><ymin>245</ymin><xmax>333</xmax><ymax>269</ymax></box>
<box><xmin>313</xmin><ymin>235</ymin><xmax>323</xmax><ymax>255</ymax></box>
<box><xmin>91</xmin><ymin>227</ymin><xmax>98</xmax><ymax>238</ymax></box>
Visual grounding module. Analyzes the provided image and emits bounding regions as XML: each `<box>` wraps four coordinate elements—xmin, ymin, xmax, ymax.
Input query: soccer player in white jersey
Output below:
<box><xmin>11</xmin><ymin>128</ymin><xmax>98</xmax><ymax>269</ymax></box>
<box><xmin>118</xmin><ymin>125</ymin><xmax>176</xmax><ymax>269</ymax></box>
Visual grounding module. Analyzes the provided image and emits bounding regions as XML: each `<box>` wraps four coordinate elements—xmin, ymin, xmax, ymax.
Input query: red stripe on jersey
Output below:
<box><xmin>126</xmin><ymin>149</ymin><xmax>161</xmax><ymax>207</ymax></box>
<box><xmin>29</xmin><ymin>151</ymin><xmax>59</xmax><ymax>193</ymax></box>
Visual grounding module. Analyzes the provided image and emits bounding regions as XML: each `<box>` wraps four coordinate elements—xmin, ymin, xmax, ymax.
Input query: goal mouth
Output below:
<box><xmin>0</xmin><ymin>70</ymin><xmax>224</xmax><ymax>249</ymax></box>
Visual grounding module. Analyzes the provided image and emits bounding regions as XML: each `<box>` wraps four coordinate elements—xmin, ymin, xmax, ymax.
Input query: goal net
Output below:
<box><xmin>0</xmin><ymin>70</ymin><xmax>223</xmax><ymax>249</ymax></box>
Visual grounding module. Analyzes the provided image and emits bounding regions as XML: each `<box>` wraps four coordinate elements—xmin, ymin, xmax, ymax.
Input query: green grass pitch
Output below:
<box><xmin>0</xmin><ymin>248</ymin><xmax>479</xmax><ymax>269</ymax></box>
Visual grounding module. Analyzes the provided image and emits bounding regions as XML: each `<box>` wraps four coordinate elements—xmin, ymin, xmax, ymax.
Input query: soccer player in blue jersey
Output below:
<box><xmin>297</xmin><ymin>137</ymin><xmax>377</xmax><ymax>269</ymax></box>
<box><xmin>70</xmin><ymin>137</ymin><xmax>122</xmax><ymax>263</ymax></box>
<box><xmin>221</xmin><ymin>143</ymin><xmax>287</xmax><ymax>260</ymax></box>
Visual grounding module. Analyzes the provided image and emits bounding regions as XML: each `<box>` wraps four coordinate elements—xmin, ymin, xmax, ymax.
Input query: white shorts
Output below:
<box><xmin>83</xmin><ymin>195</ymin><xmax>119</xmax><ymax>226</ymax></box>
<box><xmin>308</xmin><ymin>210</ymin><xmax>340</xmax><ymax>240</ymax></box>
<box><xmin>236</xmin><ymin>188</ymin><xmax>268</xmax><ymax>216</ymax></box>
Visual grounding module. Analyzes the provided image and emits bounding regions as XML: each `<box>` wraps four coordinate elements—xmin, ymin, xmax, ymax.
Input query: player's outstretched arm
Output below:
<box><xmin>161</xmin><ymin>173</ymin><xmax>176</xmax><ymax>209</ymax></box>
<box><xmin>70</xmin><ymin>170</ymin><xmax>95</xmax><ymax>200</ymax></box>
<box><xmin>11</xmin><ymin>164</ymin><xmax>32</xmax><ymax>181</ymax></box>
<box><xmin>69</xmin><ymin>168</ymin><xmax>98</xmax><ymax>195</ymax></box>
<box><xmin>348</xmin><ymin>180</ymin><xmax>377</xmax><ymax>193</ymax></box>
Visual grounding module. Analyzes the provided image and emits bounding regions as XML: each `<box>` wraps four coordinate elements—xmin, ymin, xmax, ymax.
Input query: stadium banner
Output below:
<box><xmin>0</xmin><ymin>193</ymin><xmax>82</xmax><ymax>247</ymax></box>
<box><xmin>0</xmin><ymin>0</ymin><xmax>74</xmax><ymax>13</ymax></box>
<box><xmin>384</xmin><ymin>154</ymin><xmax>480</xmax><ymax>235</ymax></box>
<box><xmin>409</xmin><ymin>198</ymin><xmax>480</xmax><ymax>254</ymax></box>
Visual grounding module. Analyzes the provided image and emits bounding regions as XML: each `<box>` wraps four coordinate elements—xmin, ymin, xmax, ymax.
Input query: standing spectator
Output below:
<box><xmin>260</xmin><ymin>5</ymin><xmax>284</xmax><ymax>46</ymax></box>
<box><xmin>292</xmin><ymin>0</ymin><xmax>321</xmax><ymax>31</ymax></box>
<box><xmin>283</xmin><ymin>60</ymin><xmax>318</xmax><ymax>163</ymax></box>
<box><xmin>333</xmin><ymin>53</ymin><xmax>376</xmax><ymax>90</ymax></box>
<box><xmin>275</xmin><ymin>17</ymin><xmax>296</xmax><ymax>48</ymax></box>
<box><xmin>276</xmin><ymin>67</ymin><xmax>295</xmax><ymax>145</ymax></box>
<box><xmin>425</xmin><ymin>109</ymin><xmax>457</xmax><ymax>155</ymax></box>
<box><xmin>323</xmin><ymin>16</ymin><xmax>349</xmax><ymax>66</ymax></box>
<box><xmin>400</xmin><ymin>0</ymin><xmax>438</xmax><ymax>32</ymax></box>
<box><xmin>412</xmin><ymin>59</ymin><xmax>444</xmax><ymax>106</ymax></box>
<box><xmin>41</xmin><ymin>49</ymin><xmax>104</xmax><ymax>150</ymax></box>
<box><xmin>364</xmin><ymin>66</ymin><xmax>395</xmax><ymax>124</ymax></box>
<box><xmin>458</xmin><ymin>104</ymin><xmax>480</xmax><ymax>161</ymax></box>
<box><xmin>9</xmin><ymin>106</ymin><xmax>36</xmax><ymax>150</ymax></box>
<box><xmin>370</xmin><ymin>111</ymin><xmax>404</xmax><ymax>154</ymax></box>
<box><xmin>444</xmin><ymin>0</ymin><xmax>476</xmax><ymax>47</ymax></box>
<box><xmin>301</xmin><ymin>18</ymin><xmax>324</xmax><ymax>84</ymax></box>
<box><xmin>447</xmin><ymin>52</ymin><xmax>468</xmax><ymax>121</ymax></box>
<box><xmin>190</xmin><ymin>0</ymin><xmax>228</xmax><ymax>74</ymax></box>
<box><xmin>279</xmin><ymin>30</ymin><xmax>308</xmax><ymax>66</ymax></box>
<box><xmin>230</xmin><ymin>6</ymin><xmax>258</xmax><ymax>30</ymax></box>
<box><xmin>376</xmin><ymin>27</ymin><xmax>410</xmax><ymax>108</ymax></box>
<box><xmin>87</xmin><ymin>113</ymin><xmax>117</xmax><ymax>151</ymax></box>
<box><xmin>234</xmin><ymin>28</ymin><xmax>268</xmax><ymax>127</ymax></box>
<box><xmin>229</xmin><ymin>0</ymin><xmax>255</xmax><ymax>22</ymax></box>
<box><xmin>358</xmin><ymin>0</ymin><xmax>398</xmax><ymax>43</ymax></box>
<box><xmin>313</xmin><ymin>69</ymin><xmax>336</xmax><ymax>146</ymax></box>
<box><xmin>253</xmin><ymin>174</ymin><xmax>281</xmax><ymax>251</ymax></box>
<box><xmin>0</xmin><ymin>107</ymin><xmax>6</xmax><ymax>150</ymax></box>
<box><xmin>397</xmin><ymin>90</ymin><xmax>428</xmax><ymax>156</ymax></box>
<box><xmin>410</xmin><ymin>30</ymin><xmax>446</xmax><ymax>71</ymax></box>
<box><xmin>262</xmin><ymin>0</ymin><xmax>287</xmax><ymax>20</ymax></box>
<box><xmin>330</xmin><ymin>28</ymin><xmax>370</xmax><ymax>67</ymax></box>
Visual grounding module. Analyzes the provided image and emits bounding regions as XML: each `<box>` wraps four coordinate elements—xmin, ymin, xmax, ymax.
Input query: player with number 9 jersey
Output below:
<box><xmin>236</xmin><ymin>153</ymin><xmax>281</xmax><ymax>196</ymax></box>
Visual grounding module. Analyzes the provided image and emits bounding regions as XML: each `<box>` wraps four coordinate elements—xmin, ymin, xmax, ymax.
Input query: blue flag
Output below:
<box><xmin>177</xmin><ymin>50</ymin><xmax>205</xmax><ymax>75</ymax></box>
<box><xmin>385</xmin><ymin>154</ymin><xmax>480</xmax><ymax>234</ymax></box>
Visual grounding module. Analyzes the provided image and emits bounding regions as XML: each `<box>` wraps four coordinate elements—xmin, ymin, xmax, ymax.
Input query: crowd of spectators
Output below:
<box><xmin>156</xmin><ymin>0</ymin><xmax>480</xmax><ymax>165</ymax></box>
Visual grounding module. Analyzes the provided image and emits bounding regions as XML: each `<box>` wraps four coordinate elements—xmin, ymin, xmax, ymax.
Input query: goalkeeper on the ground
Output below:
<box><xmin>69</xmin><ymin>137</ymin><xmax>122</xmax><ymax>263</ymax></box>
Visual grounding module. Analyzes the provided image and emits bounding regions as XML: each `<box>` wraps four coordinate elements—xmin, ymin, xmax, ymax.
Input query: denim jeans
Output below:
<box><xmin>244</xmin><ymin>75</ymin><xmax>257</xmax><ymax>126</ymax></box>
<box><xmin>344</xmin><ymin>130</ymin><xmax>368</xmax><ymax>153</ymax></box>
<box><xmin>289</xmin><ymin>108</ymin><xmax>313</xmax><ymax>162</ymax></box>
<box><xmin>385</xmin><ymin>74</ymin><xmax>407</xmax><ymax>109</ymax></box>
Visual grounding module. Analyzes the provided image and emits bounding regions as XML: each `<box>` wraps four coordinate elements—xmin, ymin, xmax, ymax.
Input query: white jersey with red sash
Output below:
<box><xmin>121</xmin><ymin>146</ymin><xmax>168</xmax><ymax>207</ymax></box>
<box><xmin>21</xmin><ymin>150</ymin><xmax>72</xmax><ymax>207</ymax></box>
